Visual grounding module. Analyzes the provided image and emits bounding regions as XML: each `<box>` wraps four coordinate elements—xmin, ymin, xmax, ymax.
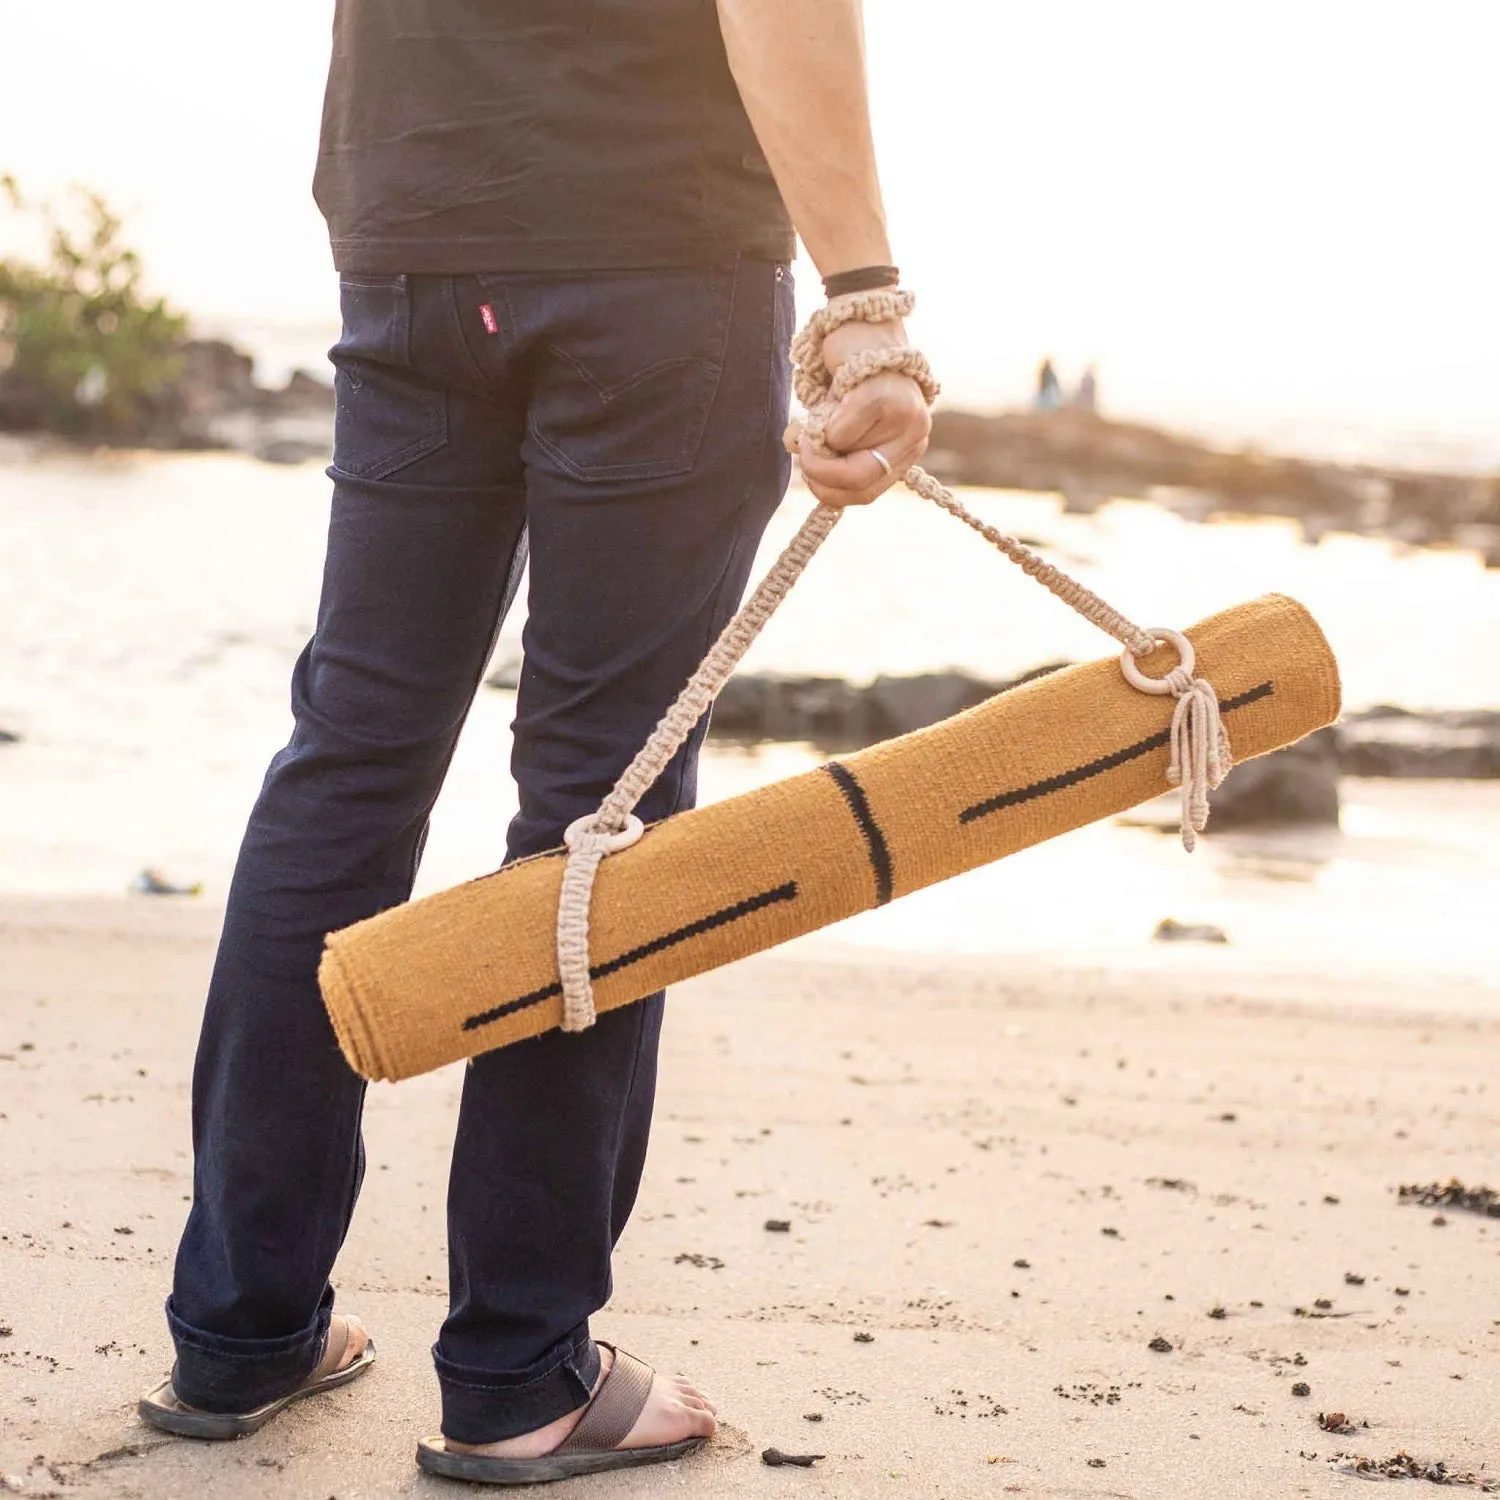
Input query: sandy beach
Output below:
<box><xmin>2</xmin><ymin>895</ymin><xmax>1498</xmax><ymax>1499</ymax></box>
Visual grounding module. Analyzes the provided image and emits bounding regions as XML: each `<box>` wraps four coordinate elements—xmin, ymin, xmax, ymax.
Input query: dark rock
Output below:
<box><xmin>1147</xmin><ymin>1336</ymin><xmax>1173</xmax><ymax>1353</ymax></box>
<box><xmin>0</xmin><ymin>729</ymin><xmax>20</xmax><ymax>745</ymax></box>
<box><xmin>707</xmin><ymin>663</ymin><xmax>1070</xmax><ymax>750</ymax></box>
<box><xmin>1209</xmin><ymin>728</ymin><xmax>1341</xmax><ymax>827</ymax></box>
<box><xmin>1338</xmin><ymin>709</ymin><xmax>1500</xmax><ymax>778</ymax></box>
<box><xmin>866</xmin><ymin>671</ymin><xmax>995</xmax><ymax>737</ymax></box>
<box><xmin>281</xmin><ymin>368</ymin><xmax>334</xmax><ymax>405</ymax></box>
<box><xmin>177</xmin><ymin>339</ymin><xmax>257</xmax><ymax>411</ymax></box>
<box><xmin>925</xmin><ymin>408</ymin><xmax>1500</xmax><ymax>544</ymax></box>
<box><xmin>709</xmin><ymin>673</ymin><xmax>868</xmax><ymax>747</ymax></box>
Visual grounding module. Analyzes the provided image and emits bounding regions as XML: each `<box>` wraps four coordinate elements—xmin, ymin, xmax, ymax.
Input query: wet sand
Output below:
<box><xmin>2</xmin><ymin>895</ymin><xmax>1498</xmax><ymax>1497</ymax></box>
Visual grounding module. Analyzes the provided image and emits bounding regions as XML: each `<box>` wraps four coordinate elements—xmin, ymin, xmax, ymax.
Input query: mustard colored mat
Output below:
<box><xmin>321</xmin><ymin>593</ymin><xmax>1340</xmax><ymax>1082</ymax></box>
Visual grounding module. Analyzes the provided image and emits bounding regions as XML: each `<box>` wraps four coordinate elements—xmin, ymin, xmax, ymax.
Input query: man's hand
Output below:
<box><xmin>799</xmin><ymin>315</ymin><xmax>932</xmax><ymax>508</ymax></box>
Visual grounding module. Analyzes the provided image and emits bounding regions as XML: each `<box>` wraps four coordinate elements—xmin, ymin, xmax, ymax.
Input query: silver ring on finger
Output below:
<box><xmin>869</xmin><ymin>447</ymin><xmax>893</xmax><ymax>477</ymax></box>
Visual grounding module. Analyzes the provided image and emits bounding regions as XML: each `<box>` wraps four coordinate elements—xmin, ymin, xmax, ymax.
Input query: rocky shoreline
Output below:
<box><xmin>0</xmin><ymin>337</ymin><xmax>336</xmax><ymax>466</ymax></box>
<box><xmin>7</xmin><ymin>338</ymin><xmax>1498</xmax><ymax>566</ymax></box>
<box><xmin>154</xmin><ymin>339</ymin><xmax>336</xmax><ymax>465</ymax></box>
<box><xmin>926</xmin><ymin>408</ymin><xmax>1500</xmax><ymax>561</ymax></box>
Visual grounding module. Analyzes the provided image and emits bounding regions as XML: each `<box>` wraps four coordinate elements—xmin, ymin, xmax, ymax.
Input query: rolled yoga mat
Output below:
<box><xmin>321</xmin><ymin>592</ymin><xmax>1340</xmax><ymax>1082</ymax></box>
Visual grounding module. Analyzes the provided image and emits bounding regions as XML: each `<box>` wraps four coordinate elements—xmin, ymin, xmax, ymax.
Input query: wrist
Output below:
<box><xmin>821</xmin><ymin>263</ymin><xmax>900</xmax><ymax>299</ymax></box>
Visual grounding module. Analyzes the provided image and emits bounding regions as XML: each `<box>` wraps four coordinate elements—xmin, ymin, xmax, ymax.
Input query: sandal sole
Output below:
<box><xmin>138</xmin><ymin>1341</ymin><xmax>376</xmax><ymax>1440</ymax></box>
<box><xmin>416</xmin><ymin>1435</ymin><xmax>705</xmax><ymax>1485</ymax></box>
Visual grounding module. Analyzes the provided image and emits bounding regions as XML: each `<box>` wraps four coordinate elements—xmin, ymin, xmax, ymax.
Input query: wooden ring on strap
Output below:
<box><xmin>1119</xmin><ymin>628</ymin><xmax>1195</xmax><ymax>696</ymax></box>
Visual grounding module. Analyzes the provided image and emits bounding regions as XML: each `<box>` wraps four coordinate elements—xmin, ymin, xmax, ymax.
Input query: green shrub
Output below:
<box><xmin>0</xmin><ymin>176</ymin><xmax>190</xmax><ymax>440</ymax></box>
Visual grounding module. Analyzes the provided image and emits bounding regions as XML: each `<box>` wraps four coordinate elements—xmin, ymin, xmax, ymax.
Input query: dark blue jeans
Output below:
<box><xmin>166</xmin><ymin>258</ymin><xmax>793</xmax><ymax>1441</ymax></box>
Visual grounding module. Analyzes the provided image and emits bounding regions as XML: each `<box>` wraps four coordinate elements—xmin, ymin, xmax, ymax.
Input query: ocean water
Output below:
<box><xmin>3</xmin><ymin>449</ymin><xmax>1498</xmax><ymax>991</ymax></box>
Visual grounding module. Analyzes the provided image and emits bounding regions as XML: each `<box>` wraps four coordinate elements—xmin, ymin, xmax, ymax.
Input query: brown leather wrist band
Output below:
<box><xmin>821</xmin><ymin>264</ymin><xmax>900</xmax><ymax>298</ymax></box>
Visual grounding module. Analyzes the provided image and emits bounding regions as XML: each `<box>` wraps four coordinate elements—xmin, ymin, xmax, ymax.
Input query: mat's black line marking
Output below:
<box><xmin>958</xmin><ymin>681</ymin><xmax>1275</xmax><ymax>825</ymax></box>
<box><xmin>462</xmin><ymin>881</ymin><xmax>800</xmax><ymax>1032</ymax></box>
<box><xmin>823</xmin><ymin>762</ymin><xmax>894</xmax><ymax>905</ymax></box>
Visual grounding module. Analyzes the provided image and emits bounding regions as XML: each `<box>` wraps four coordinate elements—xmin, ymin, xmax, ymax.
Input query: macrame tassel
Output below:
<box><xmin>1164</xmin><ymin>669</ymin><xmax>1232</xmax><ymax>851</ymax></box>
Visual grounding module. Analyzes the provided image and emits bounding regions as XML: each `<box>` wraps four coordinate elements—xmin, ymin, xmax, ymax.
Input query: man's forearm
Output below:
<box><xmin>717</xmin><ymin>0</ymin><xmax>892</xmax><ymax>279</ymax></box>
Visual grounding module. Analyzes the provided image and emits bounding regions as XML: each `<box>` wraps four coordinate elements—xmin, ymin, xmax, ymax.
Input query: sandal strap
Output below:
<box><xmin>555</xmin><ymin>1345</ymin><xmax>653</xmax><ymax>1455</ymax></box>
<box><xmin>314</xmin><ymin>1315</ymin><xmax>350</xmax><ymax>1380</ymax></box>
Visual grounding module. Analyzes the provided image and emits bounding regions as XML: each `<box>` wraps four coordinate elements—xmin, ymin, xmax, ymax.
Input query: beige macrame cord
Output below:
<box><xmin>555</xmin><ymin>290</ymin><xmax>1230</xmax><ymax>1031</ymax></box>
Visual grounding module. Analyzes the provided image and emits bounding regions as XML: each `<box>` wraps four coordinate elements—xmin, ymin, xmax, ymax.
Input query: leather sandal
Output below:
<box><xmin>416</xmin><ymin>1344</ymin><xmax>705</xmax><ymax>1485</ymax></box>
<box><xmin>138</xmin><ymin>1312</ymin><xmax>375</xmax><ymax>1439</ymax></box>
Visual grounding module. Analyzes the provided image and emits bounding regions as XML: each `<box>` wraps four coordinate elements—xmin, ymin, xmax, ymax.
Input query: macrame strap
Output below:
<box><xmin>554</xmin><ymin>292</ymin><xmax>1230</xmax><ymax>1031</ymax></box>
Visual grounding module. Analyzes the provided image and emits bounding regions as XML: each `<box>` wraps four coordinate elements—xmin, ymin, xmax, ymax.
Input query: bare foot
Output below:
<box><xmin>445</xmin><ymin>1346</ymin><xmax>717</xmax><ymax>1459</ymax></box>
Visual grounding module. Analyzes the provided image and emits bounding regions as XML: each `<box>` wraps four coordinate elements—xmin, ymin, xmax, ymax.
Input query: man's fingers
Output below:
<box><xmin>798</xmin><ymin>435</ymin><xmax>883</xmax><ymax>494</ymax></box>
<box><xmin>799</xmin><ymin>432</ymin><xmax>929</xmax><ymax>508</ymax></box>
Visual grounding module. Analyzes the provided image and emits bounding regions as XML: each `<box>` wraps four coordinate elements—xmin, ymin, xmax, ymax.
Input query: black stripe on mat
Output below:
<box><xmin>822</xmin><ymin>762</ymin><xmax>894</xmax><ymax>905</ymax></box>
<box><xmin>958</xmin><ymin>680</ymin><xmax>1275</xmax><ymax>826</ymax></box>
<box><xmin>461</xmin><ymin>880</ymin><xmax>801</xmax><ymax>1033</ymax></box>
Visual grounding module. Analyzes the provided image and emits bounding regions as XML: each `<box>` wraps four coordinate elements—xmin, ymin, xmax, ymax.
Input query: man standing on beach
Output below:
<box><xmin>141</xmin><ymin>0</ymin><xmax>930</xmax><ymax>1483</ymax></box>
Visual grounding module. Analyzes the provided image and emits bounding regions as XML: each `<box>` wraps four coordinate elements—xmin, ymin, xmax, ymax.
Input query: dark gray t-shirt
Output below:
<box><xmin>314</xmin><ymin>0</ymin><xmax>796</xmax><ymax>273</ymax></box>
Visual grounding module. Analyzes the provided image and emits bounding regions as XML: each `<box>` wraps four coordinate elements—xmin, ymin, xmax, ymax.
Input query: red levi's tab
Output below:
<box><xmin>478</xmin><ymin>303</ymin><xmax>499</xmax><ymax>335</ymax></box>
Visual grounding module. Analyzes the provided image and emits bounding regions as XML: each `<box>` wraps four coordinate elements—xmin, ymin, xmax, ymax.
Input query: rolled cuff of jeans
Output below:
<box><xmin>435</xmin><ymin>1329</ymin><xmax>602</xmax><ymax>1443</ymax></box>
<box><xmin>165</xmin><ymin>1290</ymin><xmax>332</xmax><ymax>1414</ymax></box>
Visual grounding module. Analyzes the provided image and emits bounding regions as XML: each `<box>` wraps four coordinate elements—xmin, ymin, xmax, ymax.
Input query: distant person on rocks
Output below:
<box><xmin>1035</xmin><ymin>356</ymin><xmax>1062</xmax><ymax>412</ymax></box>
<box><xmin>1073</xmin><ymin>365</ymin><xmax>1099</xmax><ymax>413</ymax></box>
<box><xmin>137</xmin><ymin>0</ymin><xmax>931</xmax><ymax>1487</ymax></box>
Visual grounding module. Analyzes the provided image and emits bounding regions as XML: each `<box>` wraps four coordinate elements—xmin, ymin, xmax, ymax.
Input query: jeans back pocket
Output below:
<box><xmin>512</xmin><ymin>262</ymin><xmax>736</xmax><ymax>484</ymax></box>
<box><xmin>331</xmin><ymin>275</ymin><xmax>448</xmax><ymax>482</ymax></box>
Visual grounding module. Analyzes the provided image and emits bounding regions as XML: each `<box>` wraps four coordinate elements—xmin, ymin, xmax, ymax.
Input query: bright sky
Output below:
<box><xmin>3</xmin><ymin>1</ymin><xmax>1497</xmax><ymax>463</ymax></box>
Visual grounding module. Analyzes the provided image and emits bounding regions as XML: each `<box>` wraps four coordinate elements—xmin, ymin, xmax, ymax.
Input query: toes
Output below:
<box><xmin>340</xmin><ymin>1315</ymin><xmax>369</xmax><ymax>1367</ymax></box>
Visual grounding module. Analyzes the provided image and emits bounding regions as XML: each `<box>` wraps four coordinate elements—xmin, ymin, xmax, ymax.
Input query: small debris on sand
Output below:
<box><xmin>1398</xmin><ymin>1179</ymin><xmax>1500</xmax><ymax>1218</ymax></box>
<box><xmin>1146</xmin><ymin>1177</ymin><xmax>1195</xmax><ymax>1192</ymax></box>
<box><xmin>673</xmin><ymin>1252</ymin><xmax>724</xmax><ymax>1270</ymax></box>
<box><xmin>1344</xmin><ymin>1272</ymin><xmax>1366</xmax><ymax>1285</ymax></box>
<box><xmin>1087</xmin><ymin>1457</ymin><xmax>1107</xmax><ymax>1467</ymax></box>
<box><xmin>1292</xmin><ymin>1382</ymin><xmax>1311</xmax><ymax>1397</ymax></box>
<box><xmin>129</xmin><ymin>869</ymin><xmax>203</xmax><ymax>897</ymax></box>
<box><xmin>802</xmin><ymin>1412</ymin><xmax>823</xmax><ymax>1422</ymax></box>
<box><xmin>852</xmin><ymin>1332</ymin><xmax>874</xmax><ymax>1343</ymax></box>
<box><xmin>1054</xmin><ymin>1382</ymin><xmax>1136</xmax><ymax>1405</ymax></box>
<box><xmin>1319</xmin><ymin>1412</ymin><xmax>1364</xmax><ymax>1435</ymax></box>
<box><xmin>1328</xmin><ymin>1451</ymin><xmax>1499</xmax><ymax>1489</ymax></box>
<box><xmin>1153</xmin><ymin>918</ymin><xmax>1228</xmax><ymax>944</ymax></box>
<box><xmin>1148</xmin><ymin>1336</ymin><xmax>1173</xmax><ymax>1353</ymax></box>
<box><xmin>761</xmin><ymin>1449</ymin><xmax>824</xmax><ymax>1468</ymax></box>
<box><xmin>763</xmin><ymin>1219</ymin><xmax>791</xmax><ymax>1233</ymax></box>
<box><xmin>1208</xmin><ymin>1306</ymin><xmax>1227</xmax><ymax>1320</ymax></box>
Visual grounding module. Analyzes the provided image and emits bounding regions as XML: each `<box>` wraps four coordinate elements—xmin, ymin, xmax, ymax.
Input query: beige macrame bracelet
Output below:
<box><xmin>553</xmin><ymin>292</ymin><xmax>1231</xmax><ymax>1032</ymax></box>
